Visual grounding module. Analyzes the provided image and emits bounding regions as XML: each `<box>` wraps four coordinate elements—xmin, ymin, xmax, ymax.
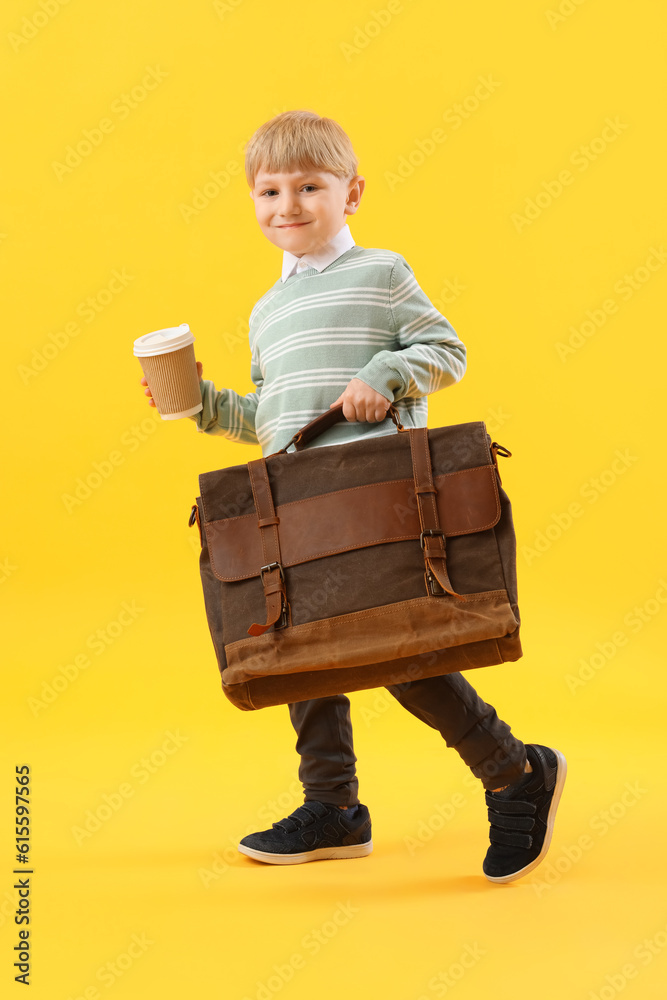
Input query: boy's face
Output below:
<box><xmin>249</xmin><ymin>167</ymin><xmax>365</xmax><ymax>257</ymax></box>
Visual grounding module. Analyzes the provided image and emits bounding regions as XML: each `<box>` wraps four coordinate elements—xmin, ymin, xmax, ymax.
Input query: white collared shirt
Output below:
<box><xmin>280</xmin><ymin>223</ymin><xmax>356</xmax><ymax>282</ymax></box>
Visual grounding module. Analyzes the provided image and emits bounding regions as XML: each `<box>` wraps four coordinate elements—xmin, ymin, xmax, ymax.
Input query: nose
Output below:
<box><xmin>276</xmin><ymin>190</ymin><xmax>301</xmax><ymax>218</ymax></box>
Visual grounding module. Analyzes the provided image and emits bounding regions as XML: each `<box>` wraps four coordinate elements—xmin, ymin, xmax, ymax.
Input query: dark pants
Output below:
<box><xmin>288</xmin><ymin>672</ymin><xmax>527</xmax><ymax>805</ymax></box>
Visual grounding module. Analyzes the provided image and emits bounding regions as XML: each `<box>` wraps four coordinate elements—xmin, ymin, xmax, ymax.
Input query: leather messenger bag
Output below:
<box><xmin>190</xmin><ymin>404</ymin><xmax>521</xmax><ymax>711</ymax></box>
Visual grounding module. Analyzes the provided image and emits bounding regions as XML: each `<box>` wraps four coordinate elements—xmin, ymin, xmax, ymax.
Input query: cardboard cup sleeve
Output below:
<box><xmin>134</xmin><ymin>324</ymin><xmax>203</xmax><ymax>420</ymax></box>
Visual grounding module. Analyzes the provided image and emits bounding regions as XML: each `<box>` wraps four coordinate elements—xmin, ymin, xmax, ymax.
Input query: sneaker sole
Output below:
<box><xmin>484</xmin><ymin>748</ymin><xmax>567</xmax><ymax>885</ymax></box>
<box><xmin>238</xmin><ymin>840</ymin><xmax>373</xmax><ymax>865</ymax></box>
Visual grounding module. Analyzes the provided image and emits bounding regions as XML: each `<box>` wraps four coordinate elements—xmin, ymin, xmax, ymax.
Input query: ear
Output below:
<box><xmin>345</xmin><ymin>175</ymin><xmax>365</xmax><ymax>216</ymax></box>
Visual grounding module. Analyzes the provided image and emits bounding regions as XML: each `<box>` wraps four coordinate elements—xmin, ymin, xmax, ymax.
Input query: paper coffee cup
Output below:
<box><xmin>133</xmin><ymin>324</ymin><xmax>203</xmax><ymax>420</ymax></box>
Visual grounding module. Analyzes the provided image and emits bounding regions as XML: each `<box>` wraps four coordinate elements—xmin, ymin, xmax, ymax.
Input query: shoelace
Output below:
<box><xmin>485</xmin><ymin>794</ymin><xmax>537</xmax><ymax>849</ymax></box>
<box><xmin>273</xmin><ymin>801</ymin><xmax>330</xmax><ymax>833</ymax></box>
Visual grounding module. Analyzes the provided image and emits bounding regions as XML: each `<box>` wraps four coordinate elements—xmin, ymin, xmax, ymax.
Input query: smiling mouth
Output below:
<box><xmin>278</xmin><ymin>222</ymin><xmax>310</xmax><ymax>228</ymax></box>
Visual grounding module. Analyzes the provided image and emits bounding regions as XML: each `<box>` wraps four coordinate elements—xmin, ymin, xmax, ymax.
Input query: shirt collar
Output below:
<box><xmin>281</xmin><ymin>223</ymin><xmax>355</xmax><ymax>282</ymax></box>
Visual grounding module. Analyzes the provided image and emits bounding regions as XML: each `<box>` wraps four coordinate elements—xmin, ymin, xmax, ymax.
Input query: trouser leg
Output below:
<box><xmin>287</xmin><ymin>695</ymin><xmax>360</xmax><ymax>807</ymax></box>
<box><xmin>386</xmin><ymin>672</ymin><xmax>527</xmax><ymax>791</ymax></box>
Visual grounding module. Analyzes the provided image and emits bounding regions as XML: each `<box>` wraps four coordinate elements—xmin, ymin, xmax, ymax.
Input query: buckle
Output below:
<box><xmin>260</xmin><ymin>561</ymin><xmax>284</xmax><ymax>582</ymax></box>
<box><xmin>259</xmin><ymin>562</ymin><xmax>288</xmax><ymax>629</ymax></box>
<box><xmin>420</xmin><ymin>528</ymin><xmax>445</xmax><ymax>550</ymax></box>
<box><xmin>425</xmin><ymin>569</ymin><xmax>446</xmax><ymax>597</ymax></box>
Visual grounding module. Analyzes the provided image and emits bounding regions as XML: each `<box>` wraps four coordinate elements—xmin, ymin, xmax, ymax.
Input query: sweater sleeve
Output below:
<box><xmin>188</xmin><ymin>352</ymin><xmax>262</xmax><ymax>445</ymax></box>
<box><xmin>352</xmin><ymin>257</ymin><xmax>467</xmax><ymax>402</ymax></box>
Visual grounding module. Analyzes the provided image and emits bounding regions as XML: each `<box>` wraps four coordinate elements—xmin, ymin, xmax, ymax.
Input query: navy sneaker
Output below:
<box><xmin>238</xmin><ymin>801</ymin><xmax>373</xmax><ymax>865</ymax></box>
<box><xmin>483</xmin><ymin>744</ymin><xmax>567</xmax><ymax>884</ymax></box>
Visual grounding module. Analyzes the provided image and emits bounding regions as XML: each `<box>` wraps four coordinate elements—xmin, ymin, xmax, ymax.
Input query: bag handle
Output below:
<box><xmin>274</xmin><ymin>402</ymin><xmax>404</xmax><ymax>454</ymax></box>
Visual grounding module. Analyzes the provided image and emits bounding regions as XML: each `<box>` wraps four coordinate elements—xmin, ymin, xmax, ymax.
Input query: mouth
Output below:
<box><xmin>278</xmin><ymin>222</ymin><xmax>310</xmax><ymax>229</ymax></box>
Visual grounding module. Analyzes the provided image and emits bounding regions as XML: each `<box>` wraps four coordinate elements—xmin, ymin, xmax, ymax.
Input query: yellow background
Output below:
<box><xmin>2</xmin><ymin>1</ymin><xmax>666</xmax><ymax>997</ymax></box>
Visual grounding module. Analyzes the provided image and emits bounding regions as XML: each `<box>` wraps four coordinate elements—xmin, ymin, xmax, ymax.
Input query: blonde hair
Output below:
<box><xmin>244</xmin><ymin>110</ymin><xmax>359</xmax><ymax>188</ymax></box>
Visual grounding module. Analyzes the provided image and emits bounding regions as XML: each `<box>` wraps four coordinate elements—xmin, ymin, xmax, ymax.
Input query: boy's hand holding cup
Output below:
<box><xmin>134</xmin><ymin>323</ymin><xmax>203</xmax><ymax>419</ymax></box>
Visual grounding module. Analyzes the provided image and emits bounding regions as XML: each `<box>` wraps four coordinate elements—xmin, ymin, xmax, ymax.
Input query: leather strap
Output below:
<box><xmin>407</xmin><ymin>427</ymin><xmax>464</xmax><ymax>600</ymax></box>
<box><xmin>204</xmin><ymin>465</ymin><xmax>500</xmax><ymax>582</ymax></box>
<box><xmin>273</xmin><ymin>402</ymin><xmax>404</xmax><ymax>454</ymax></box>
<box><xmin>246</xmin><ymin>458</ymin><xmax>289</xmax><ymax>636</ymax></box>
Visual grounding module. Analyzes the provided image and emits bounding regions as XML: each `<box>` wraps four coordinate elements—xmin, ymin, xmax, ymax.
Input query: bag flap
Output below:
<box><xmin>205</xmin><ymin>464</ymin><xmax>500</xmax><ymax>583</ymax></box>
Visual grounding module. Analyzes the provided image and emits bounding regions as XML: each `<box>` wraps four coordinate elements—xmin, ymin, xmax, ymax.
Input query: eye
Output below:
<box><xmin>259</xmin><ymin>183</ymin><xmax>317</xmax><ymax>197</ymax></box>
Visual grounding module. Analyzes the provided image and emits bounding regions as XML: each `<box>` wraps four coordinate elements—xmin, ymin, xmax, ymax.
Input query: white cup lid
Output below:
<box><xmin>133</xmin><ymin>323</ymin><xmax>195</xmax><ymax>357</ymax></box>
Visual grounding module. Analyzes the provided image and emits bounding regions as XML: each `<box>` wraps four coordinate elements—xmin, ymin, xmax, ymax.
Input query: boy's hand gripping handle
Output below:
<box><xmin>273</xmin><ymin>403</ymin><xmax>404</xmax><ymax>455</ymax></box>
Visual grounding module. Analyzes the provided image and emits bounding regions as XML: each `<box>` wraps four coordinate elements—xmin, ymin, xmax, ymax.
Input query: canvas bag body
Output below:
<box><xmin>192</xmin><ymin>414</ymin><xmax>521</xmax><ymax>711</ymax></box>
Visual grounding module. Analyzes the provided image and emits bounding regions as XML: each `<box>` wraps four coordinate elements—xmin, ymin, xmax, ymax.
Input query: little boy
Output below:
<box><xmin>141</xmin><ymin>110</ymin><xmax>566</xmax><ymax>883</ymax></box>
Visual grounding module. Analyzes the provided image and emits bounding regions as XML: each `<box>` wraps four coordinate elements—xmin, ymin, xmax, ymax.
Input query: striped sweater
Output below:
<box><xmin>191</xmin><ymin>245</ymin><xmax>467</xmax><ymax>455</ymax></box>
